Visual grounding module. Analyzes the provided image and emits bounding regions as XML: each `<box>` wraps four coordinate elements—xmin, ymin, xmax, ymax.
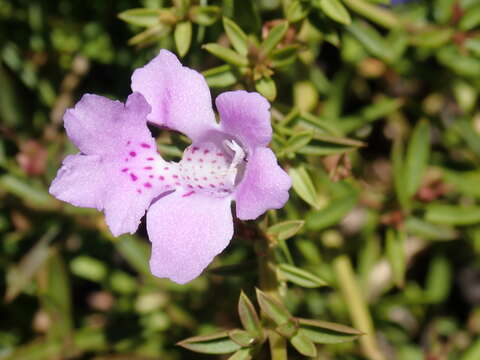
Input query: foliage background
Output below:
<box><xmin>2</xmin><ymin>0</ymin><xmax>480</xmax><ymax>359</ymax></box>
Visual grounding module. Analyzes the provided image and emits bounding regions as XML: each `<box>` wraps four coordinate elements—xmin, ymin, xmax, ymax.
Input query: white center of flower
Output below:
<box><xmin>178</xmin><ymin>140</ymin><xmax>246</xmax><ymax>197</ymax></box>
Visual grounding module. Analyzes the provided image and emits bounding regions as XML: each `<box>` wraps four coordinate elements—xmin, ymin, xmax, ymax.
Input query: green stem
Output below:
<box><xmin>334</xmin><ymin>255</ymin><xmax>385</xmax><ymax>360</ymax></box>
<box><xmin>256</xmin><ymin>236</ymin><xmax>287</xmax><ymax>360</ymax></box>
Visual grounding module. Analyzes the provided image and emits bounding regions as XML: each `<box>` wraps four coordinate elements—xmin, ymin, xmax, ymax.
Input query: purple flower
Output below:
<box><xmin>49</xmin><ymin>50</ymin><xmax>291</xmax><ymax>284</ymax></box>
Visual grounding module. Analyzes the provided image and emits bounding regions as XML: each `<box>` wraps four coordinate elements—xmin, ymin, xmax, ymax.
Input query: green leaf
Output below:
<box><xmin>425</xmin><ymin>204</ymin><xmax>480</xmax><ymax>226</ymax></box>
<box><xmin>261</xmin><ymin>21</ymin><xmax>289</xmax><ymax>56</ymax></box>
<box><xmin>255</xmin><ymin>288</ymin><xmax>291</xmax><ymax>326</ymax></box>
<box><xmin>392</xmin><ymin>139</ymin><xmax>408</xmax><ymax>210</ymax></box>
<box><xmin>347</xmin><ymin>21</ymin><xmax>393</xmax><ymax>62</ymax></box>
<box><xmin>267</xmin><ymin>220</ymin><xmax>305</xmax><ymax>241</ymax></box>
<box><xmin>289</xmin><ymin>166</ymin><xmax>321</xmax><ymax>209</ymax></box>
<box><xmin>127</xmin><ymin>24</ymin><xmax>170</xmax><ymax>46</ymax></box>
<box><xmin>409</xmin><ymin>27</ymin><xmax>454</xmax><ymax>48</ymax></box>
<box><xmin>238</xmin><ymin>291</ymin><xmax>264</xmax><ymax>340</ymax></box>
<box><xmin>174</xmin><ymin>21</ymin><xmax>192</xmax><ymax>57</ymax></box>
<box><xmin>298</xmin><ymin>318</ymin><xmax>363</xmax><ymax>344</ymax></box>
<box><xmin>425</xmin><ymin>254</ymin><xmax>452</xmax><ymax>304</ymax></box>
<box><xmin>278</xmin><ymin>264</ymin><xmax>329</xmax><ymax>288</ymax></box>
<box><xmin>228</xmin><ymin>329</ymin><xmax>255</xmax><ymax>347</ymax></box>
<box><xmin>286</xmin><ymin>0</ymin><xmax>311</xmax><ymax>22</ymax></box>
<box><xmin>459</xmin><ymin>4</ymin><xmax>480</xmax><ymax>31</ymax></box>
<box><xmin>203</xmin><ymin>43</ymin><xmax>248</xmax><ymax>67</ymax></box>
<box><xmin>118</xmin><ymin>8</ymin><xmax>161</xmax><ymax>27</ymax></box>
<box><xmin>280</xmin><ymin>131</ymin><xmax>314</xmax><ymax>156</ymax></box>
<box><xmin>385</xmin><ymin>228</ymin><xmax>405</xmax><ymax>288</ymax></box>
<box><xmin>290</xmin><ymin>331</ymin><xmax>317</xmax><ymax>357</ymax></box>
<box><xmin>228</xmin><ymin>348</ymin><xmax>253</xmax><ymax>360</ymax></box>
<box><xmin>306</xmin><ymin>194</ymin><xmax>358</xmax><ymax>231</ymax></box>
<box><xmin>5</xmin><ymin>226</ymin><xmax>58</xmax><ymax>302</ymax></box>
<box><xmin>189</xmin><ymin>5</ymin><xmax>221</xmax><ymax>26</ymax></box>
<box><xmin>0</xmin><ymin>175</ymin><xmax>55</xmax><ymax>209</ymax></box>
<box><xmin>223</xmin><ymin>17</ymin><xmax>249</xmax><ymax>56</ymax></box>
<box><xmin>404</xmin><ymin>217</ymin><xmax>458</xmax><ymax>241</ymax></box>
<box><xmin>255</xmin><ymin>76</ymin><xmax>277</xmax><ymax>101</ymax></box>
<box><xmin>319</xmin><ymin>0</ymin><xmax>351</xmax><ymax>25</ymax></box>
<box><xmin>70</xmin><ymin>256</ymin><xmax>107</xmax><ymax>283</ymax></box>
<box><xmin>203</xmin><ymin>64</ymin><xmax>237</xmax><ymax>88</ymax></box>
<box><xmin>114</xmin><ymin>235</ymin><xmax>151</xmax><ymax>276</ymax></box>
<box><xmin>177</xmin><ymin>331</ymin><xmax>242</xmax><ymax>354</ymax></box>
<box><xmin>270</xmin><ymin>44</ymin><xmax>300</xmax><ymax>68</ymax></box>
<box><xmin>276</xmin><ymin>320</ymin><xmax>299</xmax><ymax>338</ymax></box>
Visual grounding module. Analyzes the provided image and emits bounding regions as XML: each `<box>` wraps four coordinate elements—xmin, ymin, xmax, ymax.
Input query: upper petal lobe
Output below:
<box><xmin>216</xmin><ymin>90</ymin><xmax>272</xmax><ymax>151</ymax></box>
<box><xmin>234</xmin><ymin>147</ymin><xmax>291</xmax><ymax>220</ymax></box>
<box><xmin>147</xmin><ymin>191</ymin><xmax>233</xmax><ymax>284</ymax></box>
<box><xmin>131</xmin><ymin>49</ymin><xmax>217</xmax><ymax>141</ymax></box>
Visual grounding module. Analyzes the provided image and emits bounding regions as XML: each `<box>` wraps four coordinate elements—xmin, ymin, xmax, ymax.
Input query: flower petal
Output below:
<box><xmin>234</xmin><ymin>148</ymin><xmax>291</xmax><ymax>220</ymax></box>
<box><xmin>64</xmin><ymin>92</ymin><xmax>152</xmax><ymax>156</ymax></box>
<box><xmin>131</xmin><ymin>49</ymin><xmax>217</xmax><ymax>141</ymax></box>
<box><xmin>49</xmin><ymin>154</ymin><xmax>107</xmax><ymax>210</ymax></box>
<box><xmin>51</xmin><ymin>93</ymin><xmax>181</xmax><ymax>236</ymax></box>
<box><xmin>147</xmin><ymin>191</ymin><xmax>233</xmax><ymax>284</ymax></box>
<box><xmin>216</xmin><ymin>90</ymin><xmax>272</xmax><ymax>151</ymax></box>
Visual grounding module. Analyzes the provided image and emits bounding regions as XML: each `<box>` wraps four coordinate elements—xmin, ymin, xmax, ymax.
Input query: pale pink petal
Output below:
<box><xmin>51</xmin><ymin>93</ymin><xmax>180</xmax><ymax>236</ymax></box>
<box><xmin>64</xmin><ymin>92</ymin><xmax>152</xmax><ymax>156</ymax></box>
<box><xmin>49</xmin><ymin>154</ymin><xmax>107</xmax><ymax>210</ymax></box>
<box><xmin>147</xmin><ymin>191</ymin><xmax>233</xmax><ymax>284</ymax></box>
<box><xmin>234</xmin><ymin>148</ymin><xmax>291</xmax><ymax>220</ymax></box>
<box><xmin>216</xmin><ymin>91</ymin><xmax>272</xmax><ymax>151</ymax></box>
<box><xmin>131</xmin><ymin>49</ymin><xmax>217</xmax><ymax>141</ymax></box>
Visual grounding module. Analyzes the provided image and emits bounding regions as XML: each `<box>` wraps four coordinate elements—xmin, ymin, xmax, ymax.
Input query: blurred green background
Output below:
<box><xmin>2</xmin><ymin>0</ymin><xmax>480</xmax><ymax>359</ymax></box>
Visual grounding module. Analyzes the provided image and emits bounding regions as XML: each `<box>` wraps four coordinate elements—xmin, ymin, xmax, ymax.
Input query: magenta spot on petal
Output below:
<box><xmin>217</xmin><ymin>153</ymin><xmax>224</xmax><ymax>157</ymax></box>
<box><xmin>204</xmin><ymin>149</ymin><xmax>210</xmax><ymax>154</ymax></box>
<box><xmin>164</xmin><ymin>167</ymin><xmax>169</xmax><ymax>170</ymax></box>
<box><xmin>187</xmin><ymin>158</ymin><xmax>192</xmax><ymax>161</ymax></box>
<box><xmin>198</xmin><ymin>185</ymin><xmax>204</xmax><ymax>189</ymax></box>
<box><xmin>127</xmin><ymin>141</ymin><xmax>131</xmax><ymax>145</ymax></box>
<box><xmin>194</xmin><ymin>178</ymin><xmax>199</xmax><ymax>181</ymax></box>
<box><xmin>159</xmin><ymin>176</ymin><xmax>165</xmax><ymax>181</ymax></box>
<box><xmin>188</xmin><ymin>184</ymin><xmax>194</xmax><ymax>189</ymax></box>
<box><xmin>212</xmin><ymin>160</ymin><xmax>217</xmax><ymax>164</ymax></box>
<box><xmin>130</xmin><ymin>173</ymin><xmax>138</xmax><ymax>181</ymax></box>
<box><xmin>175</xmin><ymin>182</ymin><xmax>181</xmax><ymax>185</ymax></box>
<box><xmin>199</xmin><ymin>159</ymin><xmax>204</xmax><ymax>163</ymax></box>
<box><xmin>149</xmin><ymin>175</ymin><xmax>154</xmax><ymax>179</ymax></box>
<box><xmin>203</xmin><ymin>177</ymin><xmax>207</xmax><ymax>180</ymax></box>
<box><xmin>137</xmin><ymin>189</ymin><xmax>142</xmax><ymax>194</ymax></box>
<box><xmin>144</xmin><ymin>166</ymin><xmax>152</xmax><ymax>170</ymax></box>
<box><xmin>144</xmin><ymin>182</ymin><xmax>152</xmax><ymax>188</ymax></box>
<box><xmin>210</xmin><ymin>184</ymin><xmax>215</xmax><ymax>188</ymax></box>
<box><xmin>220</xmin><ymin>182</ymin><xmax>225</xmax><ymax>186</ymax></box>
<box><xmin>141</xmin><ymin>143</ymin><xmax>151</xmax><ymax>148</ymax></box>
<box><xmin>182</xmin><ymin>191</ymin><xmax>195</xmax><ymax>197</ymax></box>
<box><xmin>129</xmin><ymin>151</ymin><xmax>137</xmax><ymax>157</ymax></box>
<box><xmin>125</xmin><ymin>158</ymin><xmax>129</xmax><ymax>162</ymax></box>
<box><xmin>173</xmin><ymin>175</ymin><xmax>179</xmax><ymax>179</ymax></box>
<box><xmin>191</xmin><ymin>147</ymin><xmax>199</xmax><ymax>153</ymax></box>
<box><xmin>121</xmin><ymin>168</ymin><xmax>128</xmax><ymax>172</ymax></box>
<box><xmin>146</xmin><ymin>157</ymin><xmax>154</xmax><ymax>161</ymax></box>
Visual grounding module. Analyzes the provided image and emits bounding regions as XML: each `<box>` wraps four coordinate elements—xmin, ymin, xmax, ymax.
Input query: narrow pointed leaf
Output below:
<box><xmin>228</xmin><ymin>348</ymin><xmax>253</xmax><ymax>360</ymax></box>
<box><xmin>267</xmin><ymin>220</ymin><xmax>305</xmax><ymax>241</ymax></box>
<box><xmin>319</xmin><ymin>0</ymin><xmax>351</xmax><ymax>25</ymax></box>
<box><xmin>256</xmin><ymin>288</ymin><xmax>291</xmax><ymax>325</ymax></box>
<box><xmin>385</xmin><ymin>228</ymin><xmax>405</xmax><ymax>288</ymax></box>
<box><xmin>289</xmin><ymin>166</ymin><xmax>321</xmax><ymax>209</ymax></box>
<box><xmin>425</xmin><ymin>204</ymin><xmax>480</xmax><ymax>226</ymax></box>
<box><xmin>203</xmin><ymin>64</ymin><xmax>237</xmax><ymax>88</ymax></box>
<box><xmin>298</xmin><ymin>318</ymin><xmax>363</xmax><ymax>344</ymax></box>
<box><xmin>203</xmin><ymin>43</ymin><xmax>248</xmax><ymax>67</ymax></box>
<box><xmin>306</xmin><ymin>194</ymin><xmax>358</xmax><ymax>231</ymax></box>
<box><xmin>190</xmin><ymin>5</ymin><xmax>221</xmax><ymax>26</ymax></box>
<box><xmin>228</xmin><ymin>329</ymin><xmax>255</xmax><ymax>347</ymax></box>
<box><xmin>118</xmin><ymin>8</ymin><xmax>161</xmax><ymax>27</ymax></box>
<box><xmin>238</xmin><ymin>291</ymin><xmax>264</xmax><ymax>340</ymax></box>
<box><xmin>286</xmin><ymin>0</ymin><xmax>312</xmax><ymax>22</ymax></box>
<box><xmin>280</xmin><ymin>131</ymin><xmax>314</xmax><ymax>155</ymax></box>
<box><xmin>255</xmin><ymin>76</ymin><xmax>277</xmax><ymax>101</ymax></box>
<box><xmin>174</xmin><ymin>21</ymin><xmax>192</xmax><ymax>57</ymax></box>
<box><xmin>290</xmin><ymin>331</ymin><xmax>317</xmax><ymax>357</ymax></box>
<box><xmin>177</xmin><ymin>331</ymin><xmax>242</xmax><ymax>354</ymax></box>
<box><xmin>278</xmin><ymin>264</ymin><xmax>329</xmax><ymax>288</ymax></box>
<box><xmin>405</xmin><ymin>120</ymin><xmax>430</xmax><ymax>197</ymax></box>
<box><xmin>261</xmin><ymin>21</ymin><xmax>289</xmax><ymax>56</ymax></box>
<box><xmin>223</xmin><ymin>17</ymin><xmax>248</xmax><ymax>56</ymax></box>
